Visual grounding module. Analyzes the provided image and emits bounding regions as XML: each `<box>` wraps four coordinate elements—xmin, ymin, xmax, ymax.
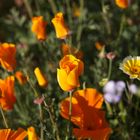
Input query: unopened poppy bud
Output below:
<box><xmin>34</xmin><ymin>67</ymin><xmax>48</xmax><ymax>88</ymax></box>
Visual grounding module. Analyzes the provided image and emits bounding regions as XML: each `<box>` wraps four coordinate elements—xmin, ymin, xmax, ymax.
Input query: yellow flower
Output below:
<box><xmin>51</xmin><ymin>12</ymin><xmax>70</xmax><ymax>39</ymax></box>
<box><xmin>115</xmin><ymin>0</ymin><xmax>129</xmax><ymax>9</ymax></box>
<box><xmin>27</xmin><ymin>126</ymin><xmax>39</xmax><ymax>140</ymax></box>
<box><xmin>34</xmin><ymin>67</ymin><xmax>48</xmax><ymax>88</ymax></box>
<box><xmin>0</xmin><ymin>43</ymin><xmax>16</xmax><ymax>71</ymax></box>
<box><xmin>120</xmin><ymin>56</ymin><xmax>140</xmax><ymax>79</ymax></box>
<box><xmin>31</xmin><ymin>16</ymin><xmax>47</xmax><ymax>40</ymax></box>
<box><xmin>57</xmin><ymin>55</ymin><xmax>84</xmax><ymax>91</ymax></box>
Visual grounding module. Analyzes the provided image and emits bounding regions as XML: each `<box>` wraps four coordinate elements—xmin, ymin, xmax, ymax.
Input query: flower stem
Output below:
<box><xmin>0</xmin><ymin>107</ymin><xmax>8</xmax><ymax>128</ymax></box>
<box><xmin>107</xmin><ymin>59</ymin><xmax>112</xmax><ymax>80</ymax></box>
<box><xmin>68</xmin><ymin>90</ymin><xmax>72</xmax><ymax>138</ymax></box>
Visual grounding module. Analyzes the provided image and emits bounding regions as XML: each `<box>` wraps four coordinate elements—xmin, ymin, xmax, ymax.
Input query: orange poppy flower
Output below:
<box><xmin>115</xmin><ymin>0</ymin><xmax>129</xmax><ymax>9</ymax></box>
<box><xmin>0</xmin><ymin>43</ymin><xmax>16</xmax><ymax>71</ymax></box>
<box><xmin>0</xmin><ymin>76</ymin><xmax>16</xmax><ymax>111</ymax></box>
<box><xmin>61</xmin><ymin>44</ymin><xmax>83</xmax><ymax>60</ymax></box>
<box><xmin>34</xmin><ymin>67</ymin><xmax>48</xmax><ymax>88</ymax></box>
<box><xmin>15</xmin><ymin>71</ymin><xmax>28</xmax><ymax>85</ymax></box>
<box><xmin>57</xmin><ymin>55</ymin><xmax>84</xmax><ymax>91</ymax></box>
<box><xmin>0</xmin><ymin>128</ymin><xmax>27</xmax><ymax>140</ymax></box>
<box><xmin>31</xmin><ymin>16</ymin><xmax>47</xmax><ymax>40</ymax></box>
<box><xmin>60</xmin><ymin>88</ymin><xmax>112</xmax><ymax>139</ymax></box>
<box><xmin>27</xmin><ymin>126</ymin><xmax>39</xmax><ymax>140</ymax></box>
<box><xmin>51</xmin><ymin>12</ymin><xmax>70</xmax><ymax>39</ymax></box>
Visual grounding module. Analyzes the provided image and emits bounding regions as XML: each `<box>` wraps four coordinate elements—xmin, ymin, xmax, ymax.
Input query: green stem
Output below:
<box><xmin>107</xmin><ymin>59</ymin><xmax>112</xmax><ymax>80</ymax></box>
<box><xmin>47</xmin><ymin>0</ymin><xmax>57</xmax><ymax>14</ymax></box>
<box><xmin>23</xmin><ymin>0</ymin><xmax>33</xmax><ymax>19</ymax></box>
<box><xmin>43</xmin><ymin>101</ymin><xmax>60</xmax><ymax>140</ymax></box>
<box><xmin>105</xmin><ymin>101</ymin><xmax>113</xmax><ymax>115</ymax></box>
<box><xmin>0</xmin><ymin>107</ymin><xmax>8</xmax><ymax>128</ymax></box>
<box><xmin>76</xmin><ymin>0</ymin><xmax>84</xmax><ymax>50</ymax></box>
<box><xmin>68</xmin><ymin>90</ymin><xmax>72</xmax><ymax>138</ymax></box>
<box><xmin>39</xmin><ymin>104</ymin><xmax>44</xmax><ymax>140</ymax></box>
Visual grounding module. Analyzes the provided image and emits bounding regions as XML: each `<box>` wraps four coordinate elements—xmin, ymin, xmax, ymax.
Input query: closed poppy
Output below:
<box><xmin>0</xmin><ymin>43</ymin><xmax>16</xmax><ymax>71</ymax></box>
<box><xmin>34</xmin><ymin>67</ymin><xmax>48</xmax><ymax>88</ymax></box>
<box><xmin>57</xmin><ymin>55</ymin><xmax>84</xmax><ymax>91</ymax></box>
<box><xmin>60</xmin><ymin>88</ymin><xmax>112</xmax><ymax>139</ymax></box>
<box><xmin>61</xmin><ymin>44</ymin><xmax>83</xmax><ymax>60</ymax></box>
<box><xmin>0</xmin><ymin>128</ymin><xmax>27</xmax><ymax>140</ymax></box>
<box><xmin>15</xmin><ymin>71</ymin><xmax>28</xmax><ymax>85</ymax></box>
<box><xmin>51</xmin><ymin>12</ymin><xmax>70</xmax><ymax>39</ymax></box>
<box><xmin>0</xmin><ymin>76</ymin><xmax>16</xmax><ymax>111</ymax></box>
<box><xmin>115</xmin><ymin>0</ymin><xmax>129</xmax><ymax>9</ymax></box>
<box><xmin>27</xmin><ymin>126</ymin><xmax>39</xmax><ymax>140</ymax></box>
<box><xmin>31</xmin><ymin>16</ymin><xmax>47</xmax><ymax>40</ymax></box>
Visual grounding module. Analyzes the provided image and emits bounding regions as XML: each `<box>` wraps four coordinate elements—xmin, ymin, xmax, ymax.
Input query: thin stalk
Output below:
<box><xmin>68</xmin><ymin>90</ymin><xmax>72</xmax><ymax>138</ymax></box>
<box><xmin>39</xmin><ymin>104</ymin><xmax>44</xmax><ymax>140</ymax></box>
<box><xmin>47</xmin><ymin>0</ymin><xmax>57</xmax><ymax>14</ymax></box>
<box><xmin>66</xmin><ymin>0</ymin><xmax>72</xmax><ymax>46</ymax></box>
<box><xmin>107</xmin><ymin>59</ymin><xmax>112</xmax><ymax>80</ymax></box>
<box><xmin>23</xmin><ymin>0</ymin><xmax>33</xmax><ymax>19</ymax></box>
<box><xmin>105</xmin><ymin>101</ymin><xmax>113</xmax><ymax>115</ymax></box>
<box><xmin>76</xmin><ymin>0</ymin><xmax>84</xmax><ymax>50</ymax></box>
<box><xmin>0</xmin><ymin>107</ymin><xmax>8</xmax><ymax>128</ymax></box>
<box><xmin>44</xmin><ymin>101</ymin><xmax>60</xmax><ymax>140</ymax></box>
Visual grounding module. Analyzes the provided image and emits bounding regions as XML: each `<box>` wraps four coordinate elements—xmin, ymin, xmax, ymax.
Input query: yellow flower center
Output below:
<box><xmin>131</xmin><ymin>66</ymin><xmax>140</xmax><ymax>74</ymax></box>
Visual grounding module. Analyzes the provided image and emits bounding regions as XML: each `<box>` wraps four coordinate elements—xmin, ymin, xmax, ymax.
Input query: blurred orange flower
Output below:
<box><xmin>0</xmin><ymin>76</ymin><xmax>16</xmax><ymax>111</ymax></box>
<box><xmin>31</xmin><ymin>16</ymin><xmax>47</xmax><ymax>40</ymax></box>
<box><xmin>0</xmin><ymin>128</ymin><xmax>27</xmax><ymax>140</ymax></box>
<box><xmin>72</xmin><ymin>3</ymin><xmax>80</xmax><ymax>17</ymax></box>
<box><xmin>61</xmin><ymin>44</ymin><xmax>83</xmax><ymax>60</ymax></box>
<box><xmin>0</xmin><ymin>43</ymin><xmax>16</xmax><ymax>71</ymax></box>
<box><xmin>51</xmin><ymin>12</ymin><xmax>70</xmax><ymax>39</ymax></box>
<box><xmin>115</xmin><ymin>0</ymin><xmax>129</xmax><ymax>9</ymax></box>
<box><xmin>57</xmin><ymin>55</ymin><xmax>84</xmax><ymax>91</ymax></box>
<box><xmin>60</xmin><ymin>88</ymin><xmax>112</xmax><ymax>139</ymax></box>
<box><xmin>34</xmin><ymin>67</ymin><xmax>48</xmax><ymax>88</ymax></box>
<box><xmin>15</xmin><ymin>71</ymin><xmax>28</xmax><ymax>85</ymax></box>
<box><xmin>27</xmin><ymin>126</ymin><xmax>39</xmax><ymax>140</ymax></box>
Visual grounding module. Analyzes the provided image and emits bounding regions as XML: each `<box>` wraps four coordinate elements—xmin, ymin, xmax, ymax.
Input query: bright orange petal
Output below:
<box><xmin>67</xmin><ymin>67</ymin><xmax>80</xmax><ymax>87</ymax></box>
<box><xmin>73</xmin><ymin>127</ymin><xmax>112</xmax><ymax>140</ymax></box>
<box><xmin>57</xmin><ymin>69</ymin><xmax>75</xmax><ymax>91</ymax></box>
<box><xmin>74</xmin><ymin>88</ymin><xmax>104</xmax><ymax>109</ymax></box>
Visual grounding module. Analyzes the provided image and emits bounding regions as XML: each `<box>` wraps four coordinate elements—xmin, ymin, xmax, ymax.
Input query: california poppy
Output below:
<box><xmin>27</xmin><ymin>126</ymin><xmax>39</xmax><ymax>140</ymax></box>
<box><xmin>51</xmin><ymin>12</ymin><xmax>70</xmax><ymax>39</ymax></box>
<box><xmin>115</xmin><ymin>0</ymin><xmax>129</xmax><ymax>9</ymax></box>
<box><xmin>61</xmin><ymin>44</ymin><xmax>83</xmax><ymax>60</ymax></box>
<box><xmin>57</xmin><ymin>55</ymin><xmax>84</xmax><ymax>91</ymax></box>
<box><xmin>34</xmin><ymin>67</ymin><xmax>48</xmax><ymax>88</ymax></box>
<box><xmin>31</xmin><ymin>16</ymin><xmax>47</xmax><ymax>40</ymax></box>
<box><xmin>0</xmin><ymin>43</ymin><xmax>16</xmax><ymax>71</ymax></box>
<box><xmin>0</xmin><ymin>128</ymin><xmax>27</xmax><ymax>140</ymax></box>
<box><xmin>15</xmin><ymin>71</ymin><xmax>28</xmax><ymax>85</ymax></box>
<box><xmin>0</xmin><ymin>76</ymin><xmax>16</xmax><ymax>111</ymax></box>
<box><xmin>60</xmin><ymin>88</ymin><xmax>112</xmax><ymax>139</ymax></box>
